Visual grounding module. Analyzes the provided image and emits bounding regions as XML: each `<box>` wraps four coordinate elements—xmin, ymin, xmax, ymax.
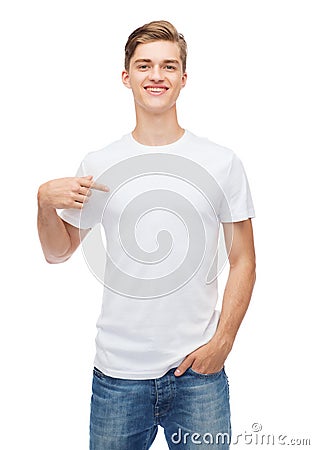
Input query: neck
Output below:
<box><xmin>132</xmin><ymin>105</ymin><xmax>184</xmax><ymax>146</ymax></box>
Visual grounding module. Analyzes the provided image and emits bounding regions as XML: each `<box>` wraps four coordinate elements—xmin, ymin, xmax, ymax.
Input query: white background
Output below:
<box><xmin>1</xmin><ymin>0</ymin><xmax>313</xmax><ymax>448</ymax></box>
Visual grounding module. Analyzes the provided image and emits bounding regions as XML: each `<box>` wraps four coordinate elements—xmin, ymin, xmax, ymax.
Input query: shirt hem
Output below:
<box><xmin>220</xmin><ymin>210</ymin><xmax>255</xmax><ymax>223</ymax></box>
<box><xmin>93</xmin><ymin>358</ymin><xmax>185</xmax><ymax>380</ymax></box>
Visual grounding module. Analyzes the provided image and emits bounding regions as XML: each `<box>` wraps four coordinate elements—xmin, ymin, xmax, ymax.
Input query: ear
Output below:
<box><xmin>181</xmin><ymin>72</ymin><xmax>187</xmax><ymax>89</ymax></box>
<box><xmin>122</xmin><ymin>70</ymin><xmax>131</xmax><ymax>89</ymax></box>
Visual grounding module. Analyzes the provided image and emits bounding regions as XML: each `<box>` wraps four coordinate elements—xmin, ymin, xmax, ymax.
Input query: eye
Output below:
<box><xmin>165</xmin><ymin>65</ymin><xmax>176</xmax><ymax>70</ymax></box>
<box><xmin>138</xmin><ymin>65</ymin><xmax>149</xmax><ymax>70</ymax></box>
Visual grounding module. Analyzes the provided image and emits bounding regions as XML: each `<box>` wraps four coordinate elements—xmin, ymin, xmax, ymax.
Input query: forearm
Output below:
<box><xmin>212</xmin><ymin>260</ymin><xmax>256</xmax><ymax>351</ymax></box>
<box><xmin>37</xmin><ymin>205</ymin><xmax>72</xmax><ymax>264</ymax></box>
<box><xmin>175</xmin><ymin>220</ymin><xmax>256</xmax><ymax>376</ymax></box>
<box><xmin>174</xmin><ymin>259</ymin><xmax>256</xmax><ymax>376</ymax></box>
<box><xmin>37</xmin><ymin>176</ymin><xmax>101</xmax><ymax>264</ymax></box>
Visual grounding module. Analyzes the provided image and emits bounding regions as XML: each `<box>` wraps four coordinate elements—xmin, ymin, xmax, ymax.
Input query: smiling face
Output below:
<box><xmin>122</xmin><ymin>40</ymin><xmax>187</xmax><ymax>115</ymax></box>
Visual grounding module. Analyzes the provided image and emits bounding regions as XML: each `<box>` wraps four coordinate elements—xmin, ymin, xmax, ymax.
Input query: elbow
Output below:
<box><xmin>246</xmin><ymin>257</ymin><xmax>256</xmax><ymax>280</ymax></box>
<box><xmin>230</xmin><ymin>256</ymin><xmax>256</xmax><ymax>280</ymax></box>
<box><xmin>45</xmin><ymin>256</ymin><xmax>69</xmax><ymax>264</ymax></box>
<box><xmin>42</xmin><ymin>241</ymin><xmax>74</xmax><ymax>264</ymax></box>
<box><xmin>44</xmin><ymin>251</ymin><xmax>72</xmax><ymax>264</ymax></box>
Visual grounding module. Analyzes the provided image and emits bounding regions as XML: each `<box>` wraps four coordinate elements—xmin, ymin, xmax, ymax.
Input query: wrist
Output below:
<box><xmin>210</xmin><ymin>332</ymin><xmax>234</xmax><ymax>354</ymax></box>
<box><xmin>37</xmin><ymin>184</ymin><xmax>53</xmax><ymax>210</ymax></box>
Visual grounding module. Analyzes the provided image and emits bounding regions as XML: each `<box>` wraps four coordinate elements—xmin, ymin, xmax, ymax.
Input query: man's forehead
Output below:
<box><xmin>132</xmin><ymin>40</ymin><xmax>181</xmax><ymax>61</ymax></box>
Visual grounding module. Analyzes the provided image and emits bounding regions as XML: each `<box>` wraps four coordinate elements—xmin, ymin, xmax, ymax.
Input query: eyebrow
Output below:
<box><xmin>133</xmin><ymin>58</ymin><xmax>180</xmax><ymax>65</ymax></box>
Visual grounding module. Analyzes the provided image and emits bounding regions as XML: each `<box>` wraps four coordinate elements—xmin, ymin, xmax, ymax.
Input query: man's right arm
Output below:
<box><xmin>37</xmin><ymin>175</ymin><xmax>109</xmax><ymax>264</ymax></box>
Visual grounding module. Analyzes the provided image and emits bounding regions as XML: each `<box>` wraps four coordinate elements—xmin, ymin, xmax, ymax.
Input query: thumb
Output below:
<box><xmin>174</xmin><ymin>356</ymin><xmax>194</xmax><ymax>377</ymax></box>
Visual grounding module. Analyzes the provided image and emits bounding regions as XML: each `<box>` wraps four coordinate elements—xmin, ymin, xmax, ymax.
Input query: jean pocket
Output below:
<box><xmin>93</xmin><ymin>366</ymin><xmax>106</xmax><ymax>380</ymax></box>
<box><xmin>188</xmin><ymin>366</ymin><xmax>224</xmax><ymax>378</ymax></box>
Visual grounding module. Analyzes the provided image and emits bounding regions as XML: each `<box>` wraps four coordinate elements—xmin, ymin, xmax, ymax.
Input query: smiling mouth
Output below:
<box><xmin>144</xmin><ymin>86</ymin><xmax>169</xmax><ymax>95</ymax></box>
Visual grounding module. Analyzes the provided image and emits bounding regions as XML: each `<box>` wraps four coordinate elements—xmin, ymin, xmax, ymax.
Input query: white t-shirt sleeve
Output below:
<box><xmin>219</xmin><ymin>153</ymin><xmax>255</xmax><ymax>223</ymax></box>
<box><xmin>58</xmin><ymin>160</ymin><xmax>101</xmax><ymax>230</ymax></box>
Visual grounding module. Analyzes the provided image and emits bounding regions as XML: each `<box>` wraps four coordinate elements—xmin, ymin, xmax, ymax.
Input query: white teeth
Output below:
<box><xmin>146</xmin><ymin>87</ymin><xmax>166</xmax><ymax>92</ymax></box>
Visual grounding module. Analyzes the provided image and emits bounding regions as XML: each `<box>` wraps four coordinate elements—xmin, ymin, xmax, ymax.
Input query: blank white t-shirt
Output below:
<box><xmin>59</xmin><ymin>130</ymin><xmax>255</xmax><ymax>379</ymax></box>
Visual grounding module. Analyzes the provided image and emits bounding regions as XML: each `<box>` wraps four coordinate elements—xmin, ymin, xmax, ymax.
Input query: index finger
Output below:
<box><xmin>78</xmin><ymin>176</ymin><xmax>110</xmax><ymax>192</ymax></box>
<box><xmin>90</xmin><ymin>181</ymin><xmax>110</xmax><ymax>192</ymax></box>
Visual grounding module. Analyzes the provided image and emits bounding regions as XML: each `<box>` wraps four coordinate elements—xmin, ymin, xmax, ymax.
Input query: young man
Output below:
<box><xmin>37</xmin><ymin>20</ymin><xmax>256</xmax><ymax>450</ymax></box>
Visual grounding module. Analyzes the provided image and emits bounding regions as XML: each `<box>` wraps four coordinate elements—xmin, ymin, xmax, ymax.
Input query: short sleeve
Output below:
<box><xmin>219</xmin><ymin>153</ymin><xmax>255</xmax><ymax>223</ymax></box>
<box><xmin>58</xmin><ymin>160</ymin><xmax>102</xmax><ymax>230</ymax></box>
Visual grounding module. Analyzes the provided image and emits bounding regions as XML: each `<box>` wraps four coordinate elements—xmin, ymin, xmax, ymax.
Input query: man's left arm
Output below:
<box><xmin>175</xmin><ymin>219</ymin><xmax>256</xmax><ymax>376</ymax></box>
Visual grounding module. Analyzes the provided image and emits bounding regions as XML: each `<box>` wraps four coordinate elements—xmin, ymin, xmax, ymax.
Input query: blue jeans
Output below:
<box><xmin>90</xmin><ymin>366</ymin><xmax>231</xmax><ymax>449</ymax></box>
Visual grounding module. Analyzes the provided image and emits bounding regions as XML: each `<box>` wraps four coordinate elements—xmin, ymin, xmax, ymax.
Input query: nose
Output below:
<box><xmin>149</xmin><ymin>64</ymin><xmax>164</xmax><ymax>82</ymax></box>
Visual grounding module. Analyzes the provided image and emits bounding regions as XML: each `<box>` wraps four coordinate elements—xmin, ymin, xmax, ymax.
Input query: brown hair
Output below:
<box><xmin>124</xmin><ymin>20</ymin><xmax>187</xmax><ymax>72</ymax></box>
